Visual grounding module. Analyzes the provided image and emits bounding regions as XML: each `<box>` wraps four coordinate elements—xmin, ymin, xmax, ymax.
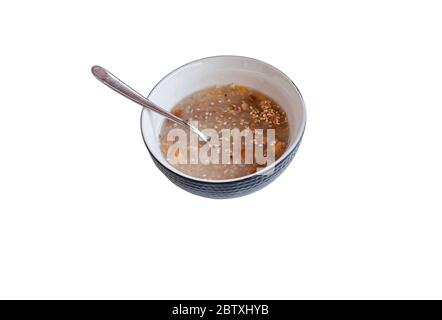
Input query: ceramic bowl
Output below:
<box><xmin>141</xmin><ymin>56</ymin><xmax>306</xmax><ymax>198</ymax></box>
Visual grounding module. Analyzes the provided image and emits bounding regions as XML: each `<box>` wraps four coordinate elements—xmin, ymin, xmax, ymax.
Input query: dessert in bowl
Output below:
<box><xmin>141</xmin><ymin>56</ymin><xmax>306</xmax><ymax>198</ymax></box>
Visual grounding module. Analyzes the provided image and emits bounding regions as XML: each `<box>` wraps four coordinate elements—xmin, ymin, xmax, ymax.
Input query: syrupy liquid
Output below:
<box><xmin>159</xmin><ymin>84</ymin><xmax>290</xmax><ymax>180</ymax></box>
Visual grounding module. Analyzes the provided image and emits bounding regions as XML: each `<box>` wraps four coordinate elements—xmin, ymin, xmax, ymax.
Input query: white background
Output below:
<box><xmin>0</xmin><ymin>0</ymin><xmax>441</xmax><ymax>299</ymax></box>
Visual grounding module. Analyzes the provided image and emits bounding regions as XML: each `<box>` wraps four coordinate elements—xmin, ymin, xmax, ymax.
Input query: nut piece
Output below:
<box><xmin>249</xmin><ymin>164</ymin><xmax>257</xmax><ymax>174</ymax></box>
<box><xmin>172</xmin><ymin>109</ymin><xmax>183</xmax><ymax>117</ymax></box>
<box><xmin>275</xmin><ymin>141</ymin><xmax>286</xmax><ymax>158</ymax></box>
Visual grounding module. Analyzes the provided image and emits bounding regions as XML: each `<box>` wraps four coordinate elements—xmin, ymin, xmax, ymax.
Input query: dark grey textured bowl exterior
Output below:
<box><xmin>145</xmin><ymin>136</ymin><xmax>303</xmax><ymax>199</ymax></box>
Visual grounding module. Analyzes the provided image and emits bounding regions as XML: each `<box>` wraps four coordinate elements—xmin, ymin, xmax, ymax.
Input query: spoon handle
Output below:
<box><xmin>91</xmin><ymin>65</ymin><xmax>188</xmax><ymax>128</ymax></box>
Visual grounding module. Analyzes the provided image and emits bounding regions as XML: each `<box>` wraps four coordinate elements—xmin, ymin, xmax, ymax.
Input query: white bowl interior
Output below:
<box><xmin>141</xmin><ymin>56</ymin><xmax>306</xmax><ymax>181</ymax></box>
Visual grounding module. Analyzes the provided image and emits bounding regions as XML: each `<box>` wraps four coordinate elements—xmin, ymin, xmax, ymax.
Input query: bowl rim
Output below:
<box><xmin>140</xmin><ymin>55</ymin><xmax>306</xmax><ymax>184</ymax></box>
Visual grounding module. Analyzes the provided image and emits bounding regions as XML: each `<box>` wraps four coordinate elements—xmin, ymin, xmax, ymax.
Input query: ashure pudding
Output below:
<box><xmin>140</xmin><ymin>55</ymin><xmax>306</xmax><ymax>198</ymax></box>
<box><xmin>159</xmin><ymin>84</ymin><xmax>290</xmax><ymax>180</ymax></box>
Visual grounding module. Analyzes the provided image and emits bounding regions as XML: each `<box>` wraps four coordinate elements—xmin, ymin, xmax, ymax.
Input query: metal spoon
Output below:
<box><xmin>91</xmin><ymin>65</ymin><xmax>209</xmax><ymax>142</ymax></box>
